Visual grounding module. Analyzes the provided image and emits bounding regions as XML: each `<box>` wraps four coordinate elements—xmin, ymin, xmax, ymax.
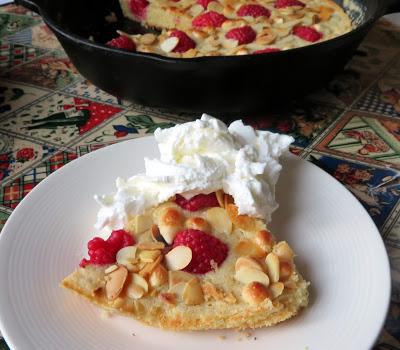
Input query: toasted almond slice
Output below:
<box><xmin>149</xmin><ymin>264</ymin><xmax>168</xmax><ymax>288</ymax></box>
<box><xmin>242</xmin><ymin>281</ymin><xmax>270</xmax><ymax>305</ymax></box>
<box><xmin>265</xmin><ymin>252</ymin><xmax>280</xmax><ymax>283</ymax></box>
<box><xmin>201</xmin><ymin>281</ymin><xmax>224</xmax><ymax>300</ymax></box>
<box><xmin>125</xmin><ymin>263</ymin><xmax>141</xmax><ymax>273</ymax></box>
<box><xmin>169</xmin><ymin>270</ymin><xmax>193</xmax><ymax>287</ymax></box>
<box><xmin>226</xmin><ymin>204</ymin><xmax>265</xmax><ymax>232</ymax></box>
<box><xmin>160</xmin><ymin>207</ymin><xmax>184</xmax><ymax>226</ymax></box>
<box><xmin>159</xmin><ymin>224</ymin><xmax>182</xmax><ymax>245</ymax></box>
<box><xmin>279</xmin><ymin>261</ymin><xmax>293</xmax><ymax>280</ymax></box>
<box><xmin>132</xmin><ymin>273</ymin><xmax>149</xmax><ymax>293</ymax></box>
<box><xmin>140</xmin><ymin>33</ymin><xmax>157</xmax><ymax>45</ymax></box>
<box><xmin>160</xmin><ymin>37</ymin><xmax>179</xmax><ymax>53</ymax></box>
<box><xmin>283</xmin><ymin>280</ymin><xmax>297</xmax><ymax>289</ymax></box>
<box><xmin>235</xmin><ymin>48</ymin><xmax>248</xmax><ymax>55</ymax></box>
<box><xmin>235</xmin><ymin>240</ymin><xmax>266</xmax><ymax>258</ymax></box>
<box><xmin>139</xmin><ymin>254</ymin><xmax>163</xmax><ymax>278</ymax></box>
<box><xmin>104</xmin><ymin>264</ymin><xmax>118</xmax><ymax>274</ymax></box>
<box><xmin>269</xmin><ymin>282</ymin><xmax>284</xmax><ymax>299</ymax></box>
<box><xmin>273</xmin><ymin>241</ymin><xmax>294</xmax><ymax>261</ymax></box>
<box><xmin>127</xmin><ymin>283</ymin><xmax>144</xmax><ymax>299</ymax></box>
<box><xmin>137</xmin><ymin>241</ymin><xmax>165</xmax><ymax>250</ymax></box>
<box><xmin>165</xmin><ymin>246</ymin><xmax>192</xmax><ymax>271</ymax></box>
<box><xmin>150</xmin><ymin>224</ymin><xmax>164</xmax><ymax>243</ymax></box>
<box><xmin>116</xmin><ymin>246</ymin><xmax>138</xmax><ymax>267</ymax></box>
<box><xmin>183</xmin><ymin>278</ymin><xmax>204</xmax><ymax>305</ymax></box>
<box><xmin>206</xmin><ymin>207</ymin><xmax>232</xmax><ymax>235</ymax></box>
<box><xmin>159</xmin><ymin>292</ymin><xmax>176</xmax><ymax>305</ymax></box>
<box><xmin>215</xmin><ymin>190</ymin><xmax>225</xmax><ymax>208</ymax></box>
<box><xmin>255</xmin><ymin>230</ymin><xmax>274</xmax><ymax>253</ymax></box>
<box><xmin>138</xmin><ymin>249</ymin><xmax>161</xmax><ymax>263</ymax></box>
<box><xmin>234</xmin><ymin>267</ymin><xmax>270</xmax><ymax>286</ymax></box>
<box><xmin>185</xmin><ymin>217</ymin><xmax>211</xmax><ymax>232</ymax></box>
<box><xmin>208</xmin><ymin>1</ymin><xmax>223</xmax><ymax>12</ymax></box>
<box><xmin>190</xmin><ymin>3</ymin><xmax>204</xmax><ymax>16</ymax></box>
<box><xmin>191</xmin><ymin>29</ymin><xmax>207</xmax><ymax>39</ymax></box>
<box><xmin>222</xmin><ymin>38</ymin><xmax>239</xmax><ymax>49</ymax></box>
<box><xmin>105</xmin><ymin>265</ymin><xmax>128</xmax><ymax>301</ymax></box>
<box><xmin>235</xmin><ymin>256</ymin><xmax>263</xmax><ymax>272</ymax></box>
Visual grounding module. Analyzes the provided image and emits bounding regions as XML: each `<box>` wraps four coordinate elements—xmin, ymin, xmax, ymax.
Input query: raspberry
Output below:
<box><xmin>237</xmin><ymin>4</ymin><xmax>271</xmax><ymax>18</ymax></box>
<box><xmin>170</xmin><ymin>30</ymin><xmax>196</xmax><ymax>53</ymax></box>
<box><xmin>106</xmin><ymin>36</ymin><xmax>136</xmax><ymax>51</ymax></box>
<box><xmin>293</xmin><ymin>26</ymin><xmax>323</xmax><ymax>42</ymax></box>
<box><xmin>175</xmin><ymin>193</ymin><xmax>219</xmax><ymax>211</ymax></box>
<box><xmin>275</xmin><ymin>0</ymin><xmax>305</xmax><ymax>8</ymax></box>
<box><xmin>225</xmin><ymin>26</ymin><xmax>256</xmax><ymax>45</ymax></box>
<box><xmin>129</xmin><ymin>0</ymin><xmax>149</xmax><ymax>18</ymax></box>
<box><xmin>254</xmin><ymin>47</ymin><xmax>281</xmax><ymax>54</ymax></box>
<box><xmin>79</xmin><ymin>229</ymin><xmax>135</xmax><ymax>267</ymax></box>
<box><xmin>192</xmin><ymin>11</ymin><xmax>226</xmax><ymax>28</ymax></box>
<box><xmin>197</xmin><ymin>0</ymin><xmax>214</xmax><ymax>9</ymax></box>
<box><xmin>173</xmin><ymin>229</ymin><xmax>228</xmax><ymax>274</ymax></box>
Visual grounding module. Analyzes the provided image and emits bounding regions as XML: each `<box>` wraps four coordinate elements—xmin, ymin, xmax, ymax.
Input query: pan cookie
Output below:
<box><xmin>113</xmin><ymin>0</ymin><xmax>352</xmax><ymax>57</ymax></box>
<box><xmin>61</xmin><ymin>192</ymin><xmax>309</xmax><ymax>330</ymax></box>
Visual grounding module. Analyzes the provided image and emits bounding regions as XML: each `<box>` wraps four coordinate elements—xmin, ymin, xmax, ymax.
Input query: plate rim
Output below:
<box><xmin>0</xmin><ymin>136</ymin><xmax>392</xmax><ymax>350</ymax></box>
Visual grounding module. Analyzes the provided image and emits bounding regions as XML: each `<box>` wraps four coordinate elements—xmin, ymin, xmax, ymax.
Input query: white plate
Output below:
<box><xmin>0</xmin><ymin>137</ymin><xmax>391</xmax><ymax>350</ymax></box>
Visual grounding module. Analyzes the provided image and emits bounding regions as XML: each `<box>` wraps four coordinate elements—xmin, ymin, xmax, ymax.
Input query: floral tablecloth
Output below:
<box><xmin>0</xmin><ymin>3</ymin><xmax>400</xmax><ymax>349</ymax></box>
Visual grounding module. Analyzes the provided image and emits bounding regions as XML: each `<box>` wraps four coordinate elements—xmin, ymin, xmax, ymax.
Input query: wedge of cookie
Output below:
<box><xmin>62</xmin><ymin>191</ymin><xmax>309</xmax><ymax>330</ymax></box>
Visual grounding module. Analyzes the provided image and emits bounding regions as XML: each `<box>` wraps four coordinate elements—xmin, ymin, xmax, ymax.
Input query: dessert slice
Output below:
<box><xmin>115</xmin><ymin>0</ymin><xmax>352</xmax><ymax>57</ymax></box>
<box><xmin>62</xmin><ymin>191</ymin><xmax>309</xmax><ymax>330</ymax></box>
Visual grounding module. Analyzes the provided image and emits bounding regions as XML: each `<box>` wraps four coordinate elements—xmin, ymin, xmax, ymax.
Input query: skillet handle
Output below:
<box><xmin>14</xmin><ymin>0</ymin><xmax>43</xmax><ymax>14</ymax></box>
<box><xmin>383</xmin><ymin>0</ymin><xmax>400</xmax><ymax>14</ymax></box>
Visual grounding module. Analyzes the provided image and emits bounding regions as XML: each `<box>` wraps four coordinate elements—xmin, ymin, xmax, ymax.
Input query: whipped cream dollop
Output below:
<box><xmin>95</xmin><ymin>114</ymin><xmax>293</xmax><ymax>230</ymax></box>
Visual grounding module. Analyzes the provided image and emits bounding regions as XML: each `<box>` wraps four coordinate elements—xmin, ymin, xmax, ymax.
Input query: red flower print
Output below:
<box><xmin>0</xmin><ymin>154</ymin><xmax>10</xmax><ymax>170</ymax></box>
<box><xmin>114</xmin><ymin>131</ymin><xmax>129</xmax><ymax>138</ymax></box>
<box><xmin>16</xmin><ymin>148</ymin><xmax>35</xmax><ymax>162</ymax></box>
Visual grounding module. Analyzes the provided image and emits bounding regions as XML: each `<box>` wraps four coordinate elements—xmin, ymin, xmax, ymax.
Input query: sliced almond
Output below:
<box><xmin>185</xmin><ymin>217</ymin><xmax>211</xmax><ymax>232</ymax></box>
<box><xmin>160</xmin><ymin>37</ymin><xmax>179</xmax><ymax>53</ymax></box>
<box><xmin>140</xmin><ymin>33</ymin><xmax>157</xmax><ymax>45</ymax></box>
<box><xmin>182</xmin><ymin>48</ymin><xmax>198</xmax><ymax>58</ymax></box>
<box><xmin>169</xmin><ymin>270</ymin><xmax>195</xmax><ymax>287</ymax></box>
<box><xmin>137</xmin><ymin>241</ymin><xmax>165</xmax><ymax>250</ymax></box>
<box><xmin>235</xmin><ymin>256</ymin><xmax>263</xmax><ymax>272</ymax></box>
<box><xmin>116</xmin><ymin>246</ymin><xmax>138</xmax><ymax>267</ymax></box>
<box><xmin>150</xmin><ymin>225</ymin><xmax>164</xmax><ymax>243</ymax></box>
<box><xmin>132</xmin><ymin>273</ymin><xmax>149</xmax><ymax>293</ymax></box>
<box><xmin>169</xmin><ymin>281</ymin><xmax>187</xmax><ymax>297</ymax></box>
<box><xmin>265</xmin><ymin>252</ymin><xmax>280</xmax><ymax>283</ymax></box>
<box><xmin>105</xmin><ymin>265</ymin><xmax>128</xmax><ymax>301</ymax></box>
<box><xmin>273</xmin><ymin>241</ymin><xmax>294</xmax><ymax>262</ymax></box>
<box><xmin>234</xmin><ymin>267</ymin><xmax>270</xmax><ymax>286</ymax></box>
<box><xmin>254</xmin><ymin>230</ymin><xmax>274</xmax><ymax>253</ymax></box>
<box><xmin>242</xmin><ymin>282</ymin><xmax>270</xmax><ymax>305</ymax></box>
<box><xmin>208</xmin><ymin>1</ymin><xmax>223</xmax><ymax>12</ymax></box>
<box><xmin>226</xmin><ymin>204</ymin><xmax>265</xmax><ymax>232</ymax></box>
<box><xmin>283</xmin><ymin>280</ymin><xmax>297</xmax><ymax>289</ymax></box>
<box><xmin>235</xmin><ymin>240</ymin><xmax>266</xmax><ymax>258</ymax></box>
<box><xmin>215</xmin><ymin>190</ymin><xmax>225</xmax><ymax>208</ymax></box>
<box><xmin>139</xmin><ymin>254</ymin><xmax>162</xmax><ymax>278</ymax></box>
<box><xmin>222</xmin><ymin>38</ymin><xmax>239</xmax><ymax>49</ymax></box>
<box><xmin>127</xmin><ymin>284</ymin><xmax>144</xmax><ymax>299</ymax></box>
<box><xmin>206</xmin><ymin>207</ymin><xmax>232</xmax><ymax>235</ymax></box>
<box><xmin>269</xmin><ymin>282</ymin><xmax>284</xmax><ymax>299</ymax></box>
<box><xmin>159</xmin><ymin>224</ymin><xmax>182</xmax><ymax>245</ymax></box>
<box><xmin>190</xmin><ymin>3</ymin><xmax>204</xmax><ymax>16</ymax></box>
<box><xmin>183</xmin><ymin>278</ymin><xmax>204</xmax><ymax>305</ymax></box>
<box><xmin>201</xmin><ymin>281</ymin><xmax>224</xmax><ymax>300</ymax></box>
<box><xmin>138</xmin><ymin>249</ymin><xmax>161</xmax><ymax>263</ymax></box>
<box><xmin>191</xmin><ymin>29</ymin><xmax>207</xmax><ymax>39</ymax></box>
<box><xmin>104</xmin><ymin>264</ymin><xmax>118</xmax><ymax>274</ymax></box>
<box><xmin>235</xmin><ymin>48</ymin><xmax>248</xmax><ymax>55</ymax></box>
<box><xmin>165</xmin><ymin>246</ymin><xmax>192</xmax><ymax>271</ymax></box>
<box><xmin>149</xmin><ymin>264</ymin><xmax>168</xmax><ymax>288</ymax></box>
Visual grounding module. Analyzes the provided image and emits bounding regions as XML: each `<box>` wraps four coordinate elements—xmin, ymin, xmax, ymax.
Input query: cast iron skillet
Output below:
<box><xmin>15</xmin><ymin>0</ymin><xmax>400</xmax><ymax>114</ymax></box>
